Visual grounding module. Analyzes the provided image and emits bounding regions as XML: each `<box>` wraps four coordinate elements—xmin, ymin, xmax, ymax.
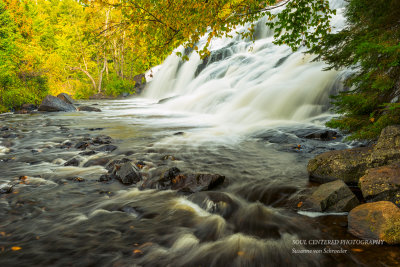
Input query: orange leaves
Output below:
<box><xmin>297</xmin><ymin>201</ymin><xmax>303</xmax><ymax>208</ymax></box>
<box><xmin>11</xmin><ymin>246</ymin><xmax>22</xmax><ymax>251</ymax></box>
<box><xmin>133</xmin><ymin>249</ymin><xmax>142</xmax><ymax>254</ymax></box>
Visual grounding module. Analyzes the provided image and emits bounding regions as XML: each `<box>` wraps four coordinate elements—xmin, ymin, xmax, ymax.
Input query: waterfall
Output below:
<box><xmin>143</xmin><ymin>0</ymin><xmax>347</xmax><ymax>135</ymax></box>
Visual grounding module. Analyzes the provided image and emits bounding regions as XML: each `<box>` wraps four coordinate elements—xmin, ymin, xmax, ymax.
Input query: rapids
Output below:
<box><xmin>1</xmin><ymin>0</ymin><xmax>398</xmax><ymax>266</ymax></box>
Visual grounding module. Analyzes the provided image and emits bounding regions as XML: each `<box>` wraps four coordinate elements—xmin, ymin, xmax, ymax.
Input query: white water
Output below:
<box><xmin>141</xmin><ymin>0</ymin><xmax>347</xmax><ymax>138</ymax></box>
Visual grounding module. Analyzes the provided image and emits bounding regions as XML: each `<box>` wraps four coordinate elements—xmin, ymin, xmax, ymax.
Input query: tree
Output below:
<box><xmin>310</xmin><ymin>0</ymin><xmax>400</xmax><ymax>139</ymax></box>
<box><xmin>96</xmin><ymin>0</ymin><xmax>335</xmax><ymax>59</ymax></box>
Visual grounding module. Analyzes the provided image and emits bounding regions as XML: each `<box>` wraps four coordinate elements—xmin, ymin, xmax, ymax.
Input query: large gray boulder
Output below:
<box><xmin>348</xmin><ymin>201</ymin><xmax>400</xmax><ymax>244</ymax></box>
<box><xmin>369</xmin><ymin>125</ymin><xmax>400</xmax><ymax>166</ymax></box>
<box><xmin>38</xmin><ymin>95</ymin><xmax>76</xmax><ymax>112</ymax></box>
<box><xmin>307</xmin><ymin>147</ymin><xmax>371</xmax><ymax>184</ymax></box>
<box><xmin>301</xmin><ymin>180</ymin><xmax>359</xmax><ymax>212</ymax></box>
<box><xmin>57</xmin><ymin>93</ymin><xmax>74</xmax><ymax>104</ymax></box>
<box><xmin>308</xmin><ymin>125</ymin><xmax>400</xmax><ymax>185</ymax></box>
<box><xmin>359</xmin><ymin>163</ymin><xmax>400</xmax><ymax>206</ymax></box>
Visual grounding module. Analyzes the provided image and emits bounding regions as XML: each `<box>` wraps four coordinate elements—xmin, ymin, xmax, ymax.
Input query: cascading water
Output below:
<box><xmin>143</xmin><ymin>0</ymin><xmax>347</xmax><ymax>137</ymax></box>
<box><xmin>3</xmin><ymin>1</ymin><xmax>398</xmax><ymax>266</ymax></box>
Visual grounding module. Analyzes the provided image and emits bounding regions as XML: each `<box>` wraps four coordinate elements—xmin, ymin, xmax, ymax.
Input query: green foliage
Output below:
<box><xmin>103</xmin><ymin>74</ymin><xmax>135</xmax><ymax>97</ymax></box>
<box><xmin>311</xmin><ymin>0</ymin><xmax>400</xmax><ymax>140</ymax></box>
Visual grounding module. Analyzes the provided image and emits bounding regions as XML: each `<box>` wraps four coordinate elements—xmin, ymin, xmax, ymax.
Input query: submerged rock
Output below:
<box><xmin>78</xmin><ymin>106</ymin><xmax>102</xmax><ymax>112</ymax></box>
<box><xmin>83</xmin><ymin>157</ymin><xmax>112</xmax><ymax>167</ymax></box>
<box><xmin>188</xmin><ymin>191</ymin><xmax>239</xmax><ymax>219</ymax></box>
<box><xmin>308</xmin><ymin>147</ymin><xmax>371</xmax><ymax>184</ymax></box>
<box><xmin>348</xmin><ymin>201</ymin><xmax>400</xmax><ymax>244</ymax></box>
<box><xmin>359</xmin><ymin>163</ymin><xmax>400</xmax><ymax>206</ymax></box>
<box><xmin>301</xmin><ymin>180</ymin><xmax>359</xmax><ymax>212</ymax></box>
<box><xmin>38</xmin><ymin>95</ymin><xmax>76</xmax><ymax>112</ymax></box>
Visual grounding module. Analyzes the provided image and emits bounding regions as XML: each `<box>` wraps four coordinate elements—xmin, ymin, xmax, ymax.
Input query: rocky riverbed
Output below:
<box><xmin>0</xmin><ymin>96</ymin><xmax>399</xmax><ymax>266</ymax></box>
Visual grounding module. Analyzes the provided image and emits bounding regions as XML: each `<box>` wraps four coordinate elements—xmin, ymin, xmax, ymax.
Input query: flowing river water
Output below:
<box><xmin>1</xmin><ymin>0</ymin><xmax>399</xmax><ymax>266</ymax></box>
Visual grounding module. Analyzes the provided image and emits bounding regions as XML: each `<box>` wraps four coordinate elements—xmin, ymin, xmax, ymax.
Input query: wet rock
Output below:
<box><xmin>38</xmin><ymin>95</ymin><xmax>76</xmax><ymax>112</ymax></box>
<box><xmin>359</xmin><ymin>163</ymin><xmax>400</xmax><ymax>205</ymax></box>
<box><xmin>57</xmin><ymin>93</ymin><xmax>74</xmax><ymax>104</ymax></box>
<box><xmin>348</xmin><ymin>201</ymin><xmax>400</xmax><ymax>244</ymax></box>
<box><xmin>2</xmin><ymin>133</ymin><xmax>18</xmax><ymax>139</ymax></box>
<box><xmin>99</xmin><ymin>174</ymin><xmax>113</xmax><ymax>182</ymax></box>
<box><xmin>307</xmin><ymin>147</ymin><xmax>371</xmax><ymax>184</ymax></box>
<box><xmin>79</xmin><ymin>150</ymin><xmax>97</xmax><ymax>156</ymax></box>
<box><xmin>304</xmin><ymin>130</ymin><xmax>339</xmax><ymax>141</ymax></box>
<box><xmin>0</xmin><ymin>183</ymin><xmax>13</xmax><ymax>194</ymax></box>
<box><xmin>0</xmin><ymin>126</ymin><xmax>10</xmax><ymax>131</ymax></box>
<box><xmin>93</xmin><ymin>135</ymin><xmax>112</xmax><ymax>145</ymax></box>
<box><xmin>21</xmin><ymin>103</ymin><xmax>37</xmax><ymax>110</ymax></box>
<box><xmin>171</xmin><ymin>173</ymin><xmax>225</xmax><ymax>193</ymax></box>
<box><xmin>115</xmin><ymin>162</ymin><xmax>142</xmax><ymax>185</ymax></box>
<box><xmin>75</xmin><ymin>141</ymin><xmax>91</xmax><ymax>150</ymax></box>
<box><xmin>88</xmin><ymin>128</ymin><xmax>104</xmax><ymax>131</ymax></box>
<box><xmin>105</xmin><ymin>158</ymin><xmax>131</xmax><ymax>173</ymax></box>
<box><xmin>158</xmin><ymin>96</ymin><xmax>177</xmax><ymax>104</ymax></box>
<box><xmin>158</xmin><ymin>167</ymin><xmax>181</xmax><ymax>187</ymax></box>
<box><xmin>64</xmin><ymin>158</ymin><xmax>80</xmax><ymax>167</ymax></box>
<box><xmin>83</xmin><ymin>157</ymin><xmax>112</xmax><ymax>167</ymax></box>
<box><xmin>301</xmin><ymin>180</ymin><xmax>359</xmax><ymax>212</ymax></box>
<box><xmin>78</xmin><ymin>106</ymin><xmax>102</xmax><ymax>112</ymax></box>
<box><xmin>370</xmin><ymin>125</ymin><xmax>400</xmax><ymax>166</ymax></box>
<box><xmin>96</xmin><ymin>145</ymin><xmax>117</xmax><ymax>152</ymax></box>
<box><xmin>173</xmin><ymin>132</ymin><xmax>185</xmax><ymax>136</ymax></box>
<box><xmin>188</xmin><ymin>191</ymin><xmax>239</xmax><ymax>219</ymax></box>
<box><xmin>14</xmin><ymin>104</ymin><xmax>37</xmax><ymax>114</ymax></box>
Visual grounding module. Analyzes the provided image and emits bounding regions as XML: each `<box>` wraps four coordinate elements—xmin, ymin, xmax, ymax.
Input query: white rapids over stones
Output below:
<box><xmin>140</xmin><ymin>0</ymin><xmax>348</xmax><ymax>139</ymax></box>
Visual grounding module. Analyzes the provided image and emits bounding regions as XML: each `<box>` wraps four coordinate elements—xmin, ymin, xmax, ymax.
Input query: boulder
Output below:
<box><xmin>83</xmin><ymin>157</ymin><xmax>112</xmax><ymax>167</ymax></box>
<box><xmin>348</xmin><ymin>201</ymin><xmax>400</xmax><ymax>244</ymax></box>
<box><xmin>301</xmin><ymin>180</ymin><xmax>359</xmax><ymax>212</ymax></box>
<box><xmin>14</xmin><ymin>103</ymin><xmax>37</xmax><ymax>114</ymax></box>
<box><xmin>307</xmin><ymin>147</ymin><xmax>371</xmax><ymax>184</ymax></box>
<box><xmin>141</xmin><ymin>167</ymin><xmax>225</xmax><ymax>193</ymax></box>
<box><xmin>64</xmin><ymin>158</ymin><xmax>80</xmax><ymax>167</ymax></box>
<box><xmin>57</xmin><ymin>93</ymin><xmax>74</xmax><ymax>104</ymax></box>
<box><xmin>105</xmin><ymin>158</ymin><xmax>131</xmax><ymax>173</ymax></box>
<box><xmin>95</xmin><ymin>145</ymin><xmax>117</xmax><ymax>152</ymax></box>
<box><xmin>369</xmin><ymin>125</ymin><xmax>400</xmax><ymax>166</ymax></box>
<box><xmin>38</xmin><ymin>95</ymin><xmax>76</xmax><ymax>112</ymax></box>
<box><xmin>359</xmin><ymin>163</ymin><xmax>400</xmax><ymax>206</ymax></box>
<box><xmin>78</xmin><ymin>106</ymin><xmax>102</xmax><ymax>112</ymax></box>
<box><xmin>0</xmin><ymin>183</ymin><xmax>13</xmax><ymax>194</ymax></box>
<box><xmin>115</xmin><ymin>162</ymin><xmax>142</xmax><ymax>185</ymax></box>
<box><xmin>92</xmin><ymin>135</ymin><xmax>112</xmax><ymax>145</ymax></box>
<box><xmin>170</xmin><ymin>173</ymin><xmax>225</xmax><ymax>193</ymax></box>
<box><xmin>75</xmin><ymin>141</ymin><xmax>91</xmax><ymax>150</ymax></box>
<box><xmin>304</xmin><ymin>130</ymin><xmax>339</xmax><ymax>141</ymax></box>
<box><xmin>188</xmin><ymin>191</ymin><xmax>239</xmax><ymax>219</ymax></box>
